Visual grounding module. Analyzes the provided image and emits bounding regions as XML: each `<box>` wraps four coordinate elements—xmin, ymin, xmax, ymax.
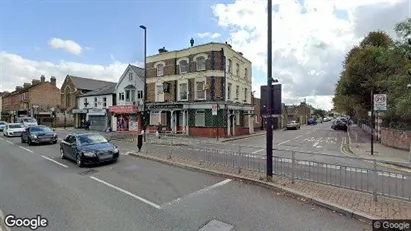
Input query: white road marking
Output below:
<box><xmin>294</xmin><ymin>135</ymin><xmax>303</xmax><ymax>139</ymax></box>
<box><xmin>164</xmin><ymin>179</ymin><xmax>232</xmax><ymax>207</ymax></box>
<box><xmin>0</xmin><ymin>137</ymin><xmax>3</xmax><ymax>140</ymax></box>
<box><xmin>19</xmin><ymin>146</ymin><xmax>33</xmax><ymax>153</ymax></box>
<box><xmin>252</xmin><ymin>149</ymin><xmax>264</xmax><ymax>154</ymax></box>
<box><xmin>278</xmin><ymin>140</ymin><xmax>290</xmax><ymax>146</ymax></box>
<box><xmin>5</xmin><ymin>140</ymin><xmax>13</xmax><ymax>145</ymax></box>
<box><xmin>90</xmin><ymin>176</ymin><xmax>161</xmax><ymax>209</ymax></box>
<box><xmin>41</xmin><ymin>155</ymin><xmax>69</xmax><ymax>168</ymax></box>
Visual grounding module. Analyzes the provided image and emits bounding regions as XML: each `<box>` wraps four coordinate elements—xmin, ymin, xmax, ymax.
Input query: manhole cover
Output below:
<box><xmin>198</xmin><ymin>220</ymin><xmax>234</xmax><ymax>231</ymax></box>
<box><xmin>78</xmin><ymin>169</ymin><xmax>99</xmax><ymax>175</ymax></box>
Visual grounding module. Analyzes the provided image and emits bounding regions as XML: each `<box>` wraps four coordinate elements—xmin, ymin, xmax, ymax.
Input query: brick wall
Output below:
<box><xmin>29</xmin><ymin>83</ymin><xmax>61</xmax><ymax>109</ymax></box>
<box><xmin>380</xmin><ymin>127</ymin><xmax>411</xmax><ymax>151</ymax></box>
<box><xmin>2</xmin><ymin>92</ymin><xmax>25</xmax><ymax>111</ymax></box>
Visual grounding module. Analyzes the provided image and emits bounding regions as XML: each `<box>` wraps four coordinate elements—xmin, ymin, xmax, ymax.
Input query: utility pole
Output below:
<box><xmin>140</xmin><ymin>25</ymin><xmax>147</xmax><ymax>142</ymax></box>
<box><xmin>370</xmin><ymin>88</ymin><xmax>374</xmax><ymax>155</ymax></box>
<box><xmin>266</xmin><ymin>0</ymin><xmax>273</xmax><ymax>181</ymax></box>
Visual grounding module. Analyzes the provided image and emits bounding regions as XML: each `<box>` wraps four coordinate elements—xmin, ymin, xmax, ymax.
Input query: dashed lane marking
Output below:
<box><xmin>19</xmin><ymin>146</ymin><xmax>33</xmax><ymax>153</ymax></box>
<box><xmin>5</xmin><ymin>140</ymin><xmax>13</xmax><ymax>145</ymax></box>
<box><xmin>41</xmin><ymin>155</ymin><xmax>69</xmax><ymax>168</ymax></box>
<box><xmin>294</xmin><ymin>135</ymin><xmax>303</xmax><ymax>139</ymax></box>
<box><xmin>251</xmin><ymin>149</ymin><xmax>264</xmax><ymax>154</ymax></box>
<box><xmin>278</xmin><ymin>140</ymin><xmax>290</xmax><ymax>146</ymax></box>
<box><xmin>90</xmin><ymin>176</ymin><xmax>161</xmax><ymax>209</ymax></box>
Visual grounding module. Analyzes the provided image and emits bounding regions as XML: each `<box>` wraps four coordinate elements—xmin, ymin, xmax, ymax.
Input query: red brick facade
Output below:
<box><xmin>380</xmin><ymin>127</ymin><xmax>411</xmax><ymax>151</ymax></box>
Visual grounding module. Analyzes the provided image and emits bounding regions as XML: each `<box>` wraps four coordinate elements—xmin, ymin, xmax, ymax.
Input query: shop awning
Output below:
<box><xmin>109</xmin><ymin>105</ymin><xmax>139</xmax><ymax>114</ymax></box>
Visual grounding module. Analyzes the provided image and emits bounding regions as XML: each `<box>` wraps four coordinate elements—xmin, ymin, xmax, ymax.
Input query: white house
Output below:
<box><xmin>108</xmin><ymin>64</ymin><xmax>145</xmax><ymax>132</ymax></box>
<box><xmin>76</xmin><ymin>83</ymin><xmax>117</xmax><ymax>131</ymax></box>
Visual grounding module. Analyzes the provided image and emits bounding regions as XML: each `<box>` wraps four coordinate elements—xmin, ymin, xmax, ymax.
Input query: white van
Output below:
<box><xmin>16</xmin><ymin>117</ymin><xmax>38</xmax><ymax>127</ymax></box>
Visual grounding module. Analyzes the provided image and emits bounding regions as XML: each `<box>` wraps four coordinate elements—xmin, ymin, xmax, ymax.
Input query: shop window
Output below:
<box><xmin>150</xmin><ymin>112</ymin><xmax>160</xmax><ymax>126</ymax></box>
<box><xmin>195</xmin><ymin>110</ymin><xmax>205</xmax><ymax>127</ymax></box>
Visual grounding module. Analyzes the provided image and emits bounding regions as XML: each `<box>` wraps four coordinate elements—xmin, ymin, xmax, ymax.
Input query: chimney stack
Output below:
<box><xmin>190</xmin><ymin>38</ymin><xmax>194</xmax><ymax>47</ymax></box>
<box><xmin>238</xmin><ymin>52</ymin><xmax>243</xmax><ymax>56</ymax></box>
<box><xmin>23</xmin><ymin>82</ymin><xmax>31</xmax><ymax>88</ymax></box>
<box><xmin>40</xmin><ymin>75</ymin><xmax>45</xmax><ymax>82</ymax></box>
<box><xmin>16</xmin><ymin>86</ymin><xmax>23</xmax><ymax>91</ymax></box>
<box><xmin>50</xmin><ymin>76</ymin><xmax>56</xmax><ymax>86</ymax></box>
<box><xmin>32</xmin><ymin>79</ymin><xmax>41</xmax><ymax>85</ymax></box>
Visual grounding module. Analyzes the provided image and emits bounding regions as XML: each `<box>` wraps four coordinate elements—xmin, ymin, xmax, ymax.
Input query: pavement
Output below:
<box><xmin>0</xmin><ymin>133</ymin><xmax>369</xmax><ymax>231</ymax></box>
<box><xmin>347</xmin><ymin>124</ymin><xmax>411</xmax><ymax>171</ymax></box>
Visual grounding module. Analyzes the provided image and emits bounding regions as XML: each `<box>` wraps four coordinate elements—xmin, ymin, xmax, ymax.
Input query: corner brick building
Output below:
<box><xmin>146</xmin><ymin>39</ymin><xmax>255</xmax><ymax>137</ymax></box>
<box><xmin>1</xmin><ymin>75</ymin><xmax>61</xmax><ymax>122</ymax></box>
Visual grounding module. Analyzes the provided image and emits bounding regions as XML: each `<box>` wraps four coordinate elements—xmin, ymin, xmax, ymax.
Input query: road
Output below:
<box><xmin>0</xmin><ymin>134</ymin><xmax>370</xmax><ymax>231</ymax></box>
<box><xmin>61</xmin><ymin>122</ymin><xmax>410</xmax><ymax>200</ymax></box>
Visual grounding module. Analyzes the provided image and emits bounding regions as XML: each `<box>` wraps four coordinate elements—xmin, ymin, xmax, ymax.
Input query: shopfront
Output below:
<box><xmin>72</xmin><ymin>109</ymin><xmax>88</xmax><ymax>128</ymax></box>
<box><xmin>87</xmin><ymin>108</ymin><xmax>108</xmax><ymax>131</ymax></box>
<box><xmin>108</xmin><ymin>105</ymin><xmax>141</xmax><ymax>132</ymax></box>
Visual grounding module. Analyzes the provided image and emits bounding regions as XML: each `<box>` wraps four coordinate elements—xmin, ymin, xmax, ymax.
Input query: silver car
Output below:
<box><xmin>0</xmin><ymin>121</ymin><xmax>6</xmax><ymax>131</ymax></box>
<box><xmin>287</xmin><ymin>121</ymin><xmax>300</xmax><ymax>130</ymax></box>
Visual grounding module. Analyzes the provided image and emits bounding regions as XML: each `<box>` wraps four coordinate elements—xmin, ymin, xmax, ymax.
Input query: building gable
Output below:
<box><xmin>115</xmin><ymin>65</ymin><xmax>144</xmax><ymax>92</ymax></box>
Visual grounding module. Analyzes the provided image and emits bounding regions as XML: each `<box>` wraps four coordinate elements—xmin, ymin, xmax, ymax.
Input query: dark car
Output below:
<box><xmin>331</xmin><ymin>120</ymin><xmax>348</xmax><ymax>132</ymax></box>
<box><xmin>21</xmin><ymin>125</ymin><xmax>58</xmax><ymax>145</ymax></box>
<box><xmin>307</xmin><ymin>119</ymin><xmax>317</xmax><ymax>125</ymax></box>
<box><xmin>60</xmin><ymin>133</ymin><xmax>119</xmax><ymax>167</ymax></box>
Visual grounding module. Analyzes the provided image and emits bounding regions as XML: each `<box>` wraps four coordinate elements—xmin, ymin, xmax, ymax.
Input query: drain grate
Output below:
<box><xmin>78</xmin><ymin>169</ymin><xmax>99</xmax><ymax>175</ymax></box>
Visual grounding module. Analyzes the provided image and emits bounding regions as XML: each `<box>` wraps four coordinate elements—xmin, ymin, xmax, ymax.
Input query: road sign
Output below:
<box><xmin>373</xmin><ymin>94</ymin><xmax>387</xmax><ymax>111</ymax></box>
<box><xmin>212</xmin><ymin>104</ymin><xmax>218</xmax><ymax>116</ymax></box>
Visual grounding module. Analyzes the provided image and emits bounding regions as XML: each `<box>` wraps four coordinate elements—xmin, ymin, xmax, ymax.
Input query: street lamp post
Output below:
<box><xmin>140</xmin><ymin>25</ymin><xmax>147</xmax><ymax>142</ymax></box>
<box><xmin>266</xmin><ymin>0</ymin><xmax>273</xmax><ymax>181</ymax></box>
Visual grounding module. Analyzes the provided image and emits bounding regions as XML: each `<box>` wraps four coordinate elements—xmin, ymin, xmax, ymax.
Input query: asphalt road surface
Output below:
<box><xmin>0</xmin><ymin>133</ymin><xmax>371</xmax><ymax>231</ymax></box>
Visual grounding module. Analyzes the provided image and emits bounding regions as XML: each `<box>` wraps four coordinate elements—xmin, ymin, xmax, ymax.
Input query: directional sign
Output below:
<box><xmin>373</xmin><ymin>94</ymin><xmax>387</xmax><ymax>111</ymax></box>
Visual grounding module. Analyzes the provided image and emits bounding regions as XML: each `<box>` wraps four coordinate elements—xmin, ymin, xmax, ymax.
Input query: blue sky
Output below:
<box><xmin>1</xmin><ymin>0</ymin><xmax>232</xmax><ymax>65</ymax></box>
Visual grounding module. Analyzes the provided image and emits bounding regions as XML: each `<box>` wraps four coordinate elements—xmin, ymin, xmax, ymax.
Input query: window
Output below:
<box><xmin>118</xmin><ymin>92</ymin><xmax>125</xmax><ymax>101</ymax></box>
<box><xmin>196</xmin><ymin>81</ymin><xmax>205</xmax><ymax>100</ymax></box>
<box><xmin>235</xmin><ymin>85</ymin><xmax>239</xmax><ymax>99</ymax></box>
<box><xmin>149</xmin><ymin>112</ymin><xmax>160</xmax><ymax>125</ymax></box>
<box><xmin>196</xmin><ymin>56</ymin><xmax>206</xmax><ymax>71</ymax></box>
<box><xmin>103</xmin><ymin>97</ymin><xmax>107</xmax><ymax>107</ymax></box>
<box><xmin>179</xmin><ymin>83</ymin><xmax>188</xmax><ymax>101</ymax></box>
<box><xmin>129</xmin><ymin>72</ymin><xmax>133</xmax><ymax>81</ymax></box>
<box><xmin>179</xmin><ymin>60</ymin><xmax>188</xmax><ymax>74</ymax></box>
<box><xmin>125</xmin><ymin>89</ymin><xmax>136</xmax><ymax>102</ymax></box>
<box><xmin>244</xmin><ymin>88</ymin><xmax>248</xmax><ymax>102</ymax></box>
<box><xmin>195</xmin><ymin>110</ymin><xmax>205</xmax><ymax>127</ymax></box>
<box><xmin>228</xmin><ymin>59</ymin><xmax>232</xmax><ymax>73</ymax></box>
<box><xmin>244</xmin><ymin>68</ymin><xmax>248</xmax><ymax>79</ymax></box>
<box><xmin>236</xmin><ymin>63</ymin><xmax>240</xmax><ymax>76</ymax></box>
<box><xmin>156</xmin><ymin>64</ymin><xmax>164</xmax><ymax>77</ymax></box>
<box><xmin>227</xmin><ymin>83</ymin><xmax>232</xmax><ymax>100</ymax></box>
<box><xmin>137</xmin><ymin>90</ymin><xmax>143</xmax><ymax>99</ymax></box>
<box><xmin>94</xmin><ymin>97</ymin><xmax>97</xmax><ymax>107</ymax></box>
<box><xmin>156</xmin><ymin>84</ymin><xmax>164</xmax><ymax>102</ymax></box>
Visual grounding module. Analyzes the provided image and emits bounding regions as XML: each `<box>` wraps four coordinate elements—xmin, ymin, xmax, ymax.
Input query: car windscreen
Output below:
<box><xmin>31</xmin><ymin>127</ymin><xmax>52</xmax><ymax>132</ymax></box>
<box><xmin>9</xmin><ymin>124</ymin><xmax>23</xmax><ymax>129</ymax></box>
<box><xmin>78</xmin><ymin>134</ymin><xmax>108</xmax><ymax>145</ymax></box>
<box><xmin>23</xmin><ymin>118</ymin><xmax>37</xmax><ymax>123</ymax></box>
<box><xmin>0</xmin><ymin>122</ymin><xmax>6</xmax><ymax>125</ymax></box>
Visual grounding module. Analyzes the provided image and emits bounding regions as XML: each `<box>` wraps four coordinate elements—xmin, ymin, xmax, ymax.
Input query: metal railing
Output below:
<box><xmin>141</xmin><ymin>138</ymin><xmax>411</xmax><ymax>202</ymax></box>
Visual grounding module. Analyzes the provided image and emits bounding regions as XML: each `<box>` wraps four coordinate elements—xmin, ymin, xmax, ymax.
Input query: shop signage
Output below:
<box><xmin>72</xmin><ymin>109</ymin><xmax>88</xmax><ymax>114</ymax></box>
<box><xmin>149</xmin><ymin>104</ymin><xmax>183</xmax><ymax>110</ymax></box>
<box><xmin>89</xmin><ymin>108</ymin><xmax>106</xmax><ymax>114</ymax></box>
<box><xmin>108</xmin><ymin>105</ymin><xmax>138</xmax><ymax>114</ymax></box>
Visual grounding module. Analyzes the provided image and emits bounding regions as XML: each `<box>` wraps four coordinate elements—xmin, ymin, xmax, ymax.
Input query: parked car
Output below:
<box><xmin>323</xmin><ymin>117</ymin><xmax>330</xmax><ymax>122</ymax></box>
<box><xmin>60</xmin><ymin>133</ymin><xmax>119</xmax><ymax>167</ymax></box>
<box><xmin>287</xmin><ymin>121</ymin><xmax>300</xmax><ymax>130</ymax></box>
<box><xmin>16</xmin><ymin>117</ymin><xmax>38</xmax><ymax>128</ymax></box>
<box><xmin>0</xmin><ymin>121</ymin><xmax>6</xmax><ymax>131</ymax></box>
<box><xmin>3</xmin><ymin>123</ymin><xmax>25</xmax><ymax>137</ymax></box>
<box><xmin>331</xmin><ymin>119</ymin><xmax>347</xmax><ymax>132</ymax></box>
<box><xmin>21</xmin><ymin>125</ymin><xmax>58</xmax><ymax>145</ymax></box>
<box><xmin>316</xmin><ymin>118</ymin><xmax>323</xmax><ymax>123</ymax></box>
<box><xmin>307</xmin><ymin>119</ymin><xmax>317</xmax><ymax>125</ymax></box>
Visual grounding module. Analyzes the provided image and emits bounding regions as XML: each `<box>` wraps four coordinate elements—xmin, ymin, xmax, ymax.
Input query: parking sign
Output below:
<box><xmin>373</xmin><ymin>94</ymin><xmax>387</xmax><ymax>111</ymax></box>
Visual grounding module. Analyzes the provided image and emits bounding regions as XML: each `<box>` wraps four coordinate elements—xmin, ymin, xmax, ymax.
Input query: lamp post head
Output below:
<box><xmin>139</xmin><ymin>25</ymin><xmax>146</xmax><ymax>30</ymax></box>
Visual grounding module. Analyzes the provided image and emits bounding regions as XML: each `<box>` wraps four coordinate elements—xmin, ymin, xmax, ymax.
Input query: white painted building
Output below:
<box><xmin>75</xmin><ymin>83</ymin><xmax>116</xmax><ymax>131</ymax></box>
<box><xmin>108</xmin><ymin>64</ymin><xmax>145</xmax><ymax>132</ymax></box>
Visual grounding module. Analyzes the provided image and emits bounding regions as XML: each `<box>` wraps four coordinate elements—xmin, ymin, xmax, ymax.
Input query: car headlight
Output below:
<box><xmin>83</xmin><ymin>152</ymin><xmax>96</xmax><ymax>157</ymax></box>
<box><xmin>31</xmin><ymin>135</ymin><xmax>37</xmax><ymax>139</ymax></box>
<box><xmin>113</xmin><ymin>148</ymin><xmax>119</xmax><ymax>153</ymax></box>
<box><xmin>53</xmin><ymin>134</ymin><xmax>57</xmax><ymax>137</ymax></box>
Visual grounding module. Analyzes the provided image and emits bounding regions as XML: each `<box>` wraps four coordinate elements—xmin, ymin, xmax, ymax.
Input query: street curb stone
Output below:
<box><xmin>220</xmin><ymin>132</ymin><xmax>266</xmax><ymax>143</ymax></box>
<box><xmin>129</xmin><ymin>152</ymin><xmax>376</xmax><ymax>224</ymax></box>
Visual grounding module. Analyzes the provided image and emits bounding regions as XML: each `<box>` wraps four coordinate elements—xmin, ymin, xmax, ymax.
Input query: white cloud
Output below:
<box><xmin>48</xmin><ymin>38</ymin><xmax>83</xmax><ymax>55</ymax></box>
<box><xmin>196</xmin><ymin>32</ymin><xmax>222</xmax><ymax>39</ymax></box>
<box><xmin>0</xmin><ymin>51</ymin><xmax>143</xmax><ymax>92</ymax></box>
<box><xmin>212</xmin><ymin>0</ymin><xmax>409</xmax><ymax>110</ymax></box>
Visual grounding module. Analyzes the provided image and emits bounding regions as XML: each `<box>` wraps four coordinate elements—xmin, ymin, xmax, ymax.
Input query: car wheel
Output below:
<box><xmin>27</xmin><ymin>138</ymin><xmax>33</xmax><ymax>146</ymax></box>
<box><xmin>76</xmin><ymin>154</ymin><xmax>83</xmax><ymax>167</ymax></box>
<box><xmin>21</xmin><ymin>137</ymin><xmax>25</xmax><ymax>143</ymax></box>
<box><xmin>52</xmin><ymin>140</ymin><xmax>57</xmax><ymax>144</ymax></box>
<box><xmin>60</xmin><ymin>148</ymin><xmax>65</xmax><ymax>159</ymax></box>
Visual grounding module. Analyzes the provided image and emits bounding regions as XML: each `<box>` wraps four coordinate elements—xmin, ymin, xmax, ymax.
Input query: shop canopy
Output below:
<box><xmin>108</xmin><ymin>105</ymin><xmax>139</xmax><ymax>114</ymax></box>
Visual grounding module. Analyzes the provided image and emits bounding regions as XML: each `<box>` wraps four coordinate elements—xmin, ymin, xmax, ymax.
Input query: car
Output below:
<box><xmin>0</xmin><ymin>121</ymin><xmax>6</xmax><ymax>131</ymax></box>
<box><xmin>307</xmin><ymin>119</ymin><xmax>317</xmax><ymax>125</ymax></box>
<box><xmin>3</xmin><ymin>123</ymin><xmax>26</xmax><ymax>137</ymax></box>
<box><xmin>21</xmin><ymin>125</ymin><xmax>58</xmax><ymax>145</ymax></box>
<box><xmin>331</xmin><ymin>119</ymin><xmax>347</xmax><ymax>132</ymax></box>
<box><xmin>287</xmin><ymin>121</ymin><xmax>300</xmax><ymax>130</ymax></box>
<box><xmin>16</xmin><ymin>117</ymin><xmax>38</xmax><ymax>128</ymax></box>
<box><xmin>60</xmin><ymin>133</ymin><xmax>119</xmax><ymax>167</ymax></box>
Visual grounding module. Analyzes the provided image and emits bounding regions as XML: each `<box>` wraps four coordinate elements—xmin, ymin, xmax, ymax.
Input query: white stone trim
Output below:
<box><xmin>193</xmin><ymin>53</ymin><xmax>208</xmax><ymax>61</ymax></box>
<box><xmin>154</xmin><ymin>61</ymin><xmax>166</xmax><ymax>68</ymax></box>
<box><xmin>176</xmin><ymin>57</ymin><xmax>189</xmax><ymax>64</ymax></box>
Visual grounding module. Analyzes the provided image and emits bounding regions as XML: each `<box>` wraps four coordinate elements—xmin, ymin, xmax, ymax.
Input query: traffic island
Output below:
<box><xmin>128</xmin><ymin>151</ymin><xmax>411</xmax><ymax>223</ymax></box>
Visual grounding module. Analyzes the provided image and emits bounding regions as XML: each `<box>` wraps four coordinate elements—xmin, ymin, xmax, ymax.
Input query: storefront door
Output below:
<box><xmin>89</xmin><ymin>115</ymin><xmax>106</xmax><ymax>131</ymax></box>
